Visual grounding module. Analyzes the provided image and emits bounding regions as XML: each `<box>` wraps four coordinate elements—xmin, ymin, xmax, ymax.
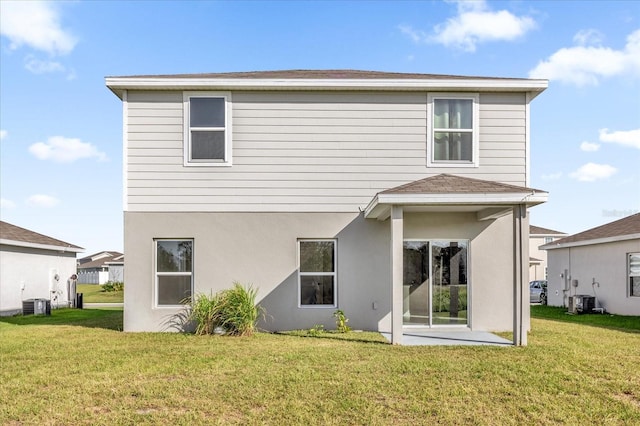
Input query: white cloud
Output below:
<box><xmin>29</xmin><ymin>136</ymin><xmax>108</xmax><ymax>163</ymax></box>
<box><xmin>24</xmin><ymin>55</ymin><xmax>65</xmax><ymax>74</ymax></box>
<box><xmin>401</xmin><ymin>0</ymin><xmax>536</xmax><ymax>52</ymax></box>
<box><xmin>573</xmin><ymin>29</ymin><xmax>604</xmax><ymax>46</ymax></box>
<box><xmin>541</xmin><ymin>172</ymin><xmax>563</xmax><ymax>181</ymax></box>
<box><xmin>0</xmin><ymin>130</ymin><xmax>7</xmax><ymax>141</ymax></box>
<box><xmin>26</xmin><ymin>194</ymin><xmax>60</xmax><ymax>208</ymax></box>
<box><xmin>0</xmin><ymin>0</ymin><xmax>77</xmax><ymax>55</ymax></box>
<box><xmin>569</xmin><ymin>163</ymin><xmax>617</xmax><ymax>182</ymax></box>
<box><xmin>0</xmin><ymin>198</ymin><xmax>16</xmax><ymax>209</ymax></box>
<box><xmin>529</xmin><ymin>29</ymin><xmax>640</xmax><ymax>86</ymax></box>
<box><xmin>599</xmin><ymin>128</ymin><xmax>640</xmax><ymax>149</ymax></box>
<box><xmin>579</xmin><ymin>141</ymin><xmax>600</xmax><ymax>152</ymax></box>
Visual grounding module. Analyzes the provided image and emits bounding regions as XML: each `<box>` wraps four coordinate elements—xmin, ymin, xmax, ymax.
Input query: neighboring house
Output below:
<box><xmin>106</xmin><ymin>254</ymin><xmax>124</xmax><ymax>282</ymax></box>
<box><xmin>106</xmin><ymin>69</ymin><xmax>549</xmax><ymax>345</ymax></box>
<box><xmin>542</xmin><ymin>213</ymin><xmax>640</xmax><ymax>316</ymax></box>
<box><xmin>529</xmin><ymin>225</ymin><xmax>568</xmax><ymax>281</ymax></box>
<box><xmin>0</xmin><ymin>221</ymin><xmax>83</xmax><ymax>315</ymax></box>
<box><xmin>77</xmin><ymin>251</ymin><xmax>124</xmax><ymax>284</ymax></box>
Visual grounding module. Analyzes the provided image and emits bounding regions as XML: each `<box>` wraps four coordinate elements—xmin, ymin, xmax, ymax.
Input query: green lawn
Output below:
<box><xmin>532</xmin><ymin>305</ymin><xmax>640</xmax><ymax>332</ymax></box>
<box><xmin>1</xmin><ymin>309</ymin><xmax>639</xmax><ymax>425</ymax></box>
<box><xmin>77</xmin><ymin>284</ymin><xmax>124</xmax><ymax>303</ymax></box>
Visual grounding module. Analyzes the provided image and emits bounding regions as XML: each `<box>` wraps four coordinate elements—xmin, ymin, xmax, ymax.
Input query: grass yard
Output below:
<box><xmin>1</xmin><ymin>309</ymin><xmax>639</xmax><ymax>425</ymax></box>
<box><xmin>532</xmin><ymin>305</ymin><xmax>640</xmax><ymax>331</ymax></box>
<box><xmin>77</xmin><ymin>284</ymin><xmax>124</xmax><ymax>303</ymax></box>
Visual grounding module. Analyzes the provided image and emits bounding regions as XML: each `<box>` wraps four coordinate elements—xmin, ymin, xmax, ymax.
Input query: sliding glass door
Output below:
<box><xmin>403</xmin><ymin>240</ymin><xmax>469</xmax><ymax>327</ymax></box>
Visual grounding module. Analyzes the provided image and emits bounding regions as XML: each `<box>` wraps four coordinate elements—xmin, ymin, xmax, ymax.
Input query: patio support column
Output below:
<box><xmin>512</xmin><ymin>204</ymin><xmax>528</xmax><ymax>346</ymax></box>
<box><xmin>391</xmin><ymin>205</ymin><xmax>404</xmax><ymax>345</ymax></box>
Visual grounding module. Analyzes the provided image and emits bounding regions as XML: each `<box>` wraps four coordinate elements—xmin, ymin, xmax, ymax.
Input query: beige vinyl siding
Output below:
<box><xmin>126</xmin><ymin>91</ymin><xmax>528</xmax><ymax>212</ymax></box>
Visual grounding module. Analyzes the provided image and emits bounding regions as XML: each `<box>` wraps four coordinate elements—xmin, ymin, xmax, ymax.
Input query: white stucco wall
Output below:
<box><xmin>546</xmin><ymin>239</ymin><xmax>640</xmax><ymax>316</ymax></box>
<box><xmin>124</xmin><ymin>211</ymin><xmax>524</xmax><ymax>333</ymax></box>
<box><xmin>0</xmin><ymin>245</ymin><xmax>78</xmax><ymax>315</ymax></box>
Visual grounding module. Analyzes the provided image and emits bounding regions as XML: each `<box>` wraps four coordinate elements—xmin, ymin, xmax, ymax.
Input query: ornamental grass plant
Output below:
<box><xmin>189</xmin><ymin>282</ymin><xmax>262</xmax><ymax>336</ymax></box>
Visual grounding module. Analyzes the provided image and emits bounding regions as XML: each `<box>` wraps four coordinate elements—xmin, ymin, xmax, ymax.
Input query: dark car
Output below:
<box><xmin>529</xmin><ymin>280</ymin><xmax>547</xmax><ymax>304</ymax></box>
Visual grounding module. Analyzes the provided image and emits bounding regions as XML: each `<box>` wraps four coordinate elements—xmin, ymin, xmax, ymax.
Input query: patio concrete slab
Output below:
<box><xmin>380</xmin><ymin>330</ymin><xmax>512</xmax><ymax>346</ymax></box>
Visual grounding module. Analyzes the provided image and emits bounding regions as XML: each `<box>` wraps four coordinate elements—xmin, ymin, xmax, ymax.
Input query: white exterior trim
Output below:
<box><xmin>525</xmin><ymin>92</ymin><xmax>532</xmax><ymax>187</ymax></box>
<box><xmin>542</xmin><ymin>233</ymin><xmax>640</xmax><ymax>250</ymax></box>
<box><xmin>122</xmin><ymin>90</ymin><xmax>129</xmax><ymax>211</ymax></box>
<box><xmin>365</xmin><ymin>192</ymin><xmax>548</xmax><ymax>219</ymax></box>
<box><xmin>182</xmin><ymin>91</ymin><xmax>233</xmax><ymax>167</ymax></box>
<box><xmin>426</xmin><ymin>93</ymin><xmax>479</xmax><ymax>168</ymax></box>
<box><xmin>0</xmin><ymin>239</ymin><xmax>84</xmax><ymax>253</ymax></box>
<box><xmin>153</xmin><ymin>238</ymin><xmax>194</xmax><ymax>308</ymax></box>
<box><xmin>297</xmin><ymin>238</ymin><xmax>338</xmax><ymax>309</ymax></box>
<box><xmin>106</xmin><ymin>77</ymin><xmax>548</xmax><ymax>99</ymax></box>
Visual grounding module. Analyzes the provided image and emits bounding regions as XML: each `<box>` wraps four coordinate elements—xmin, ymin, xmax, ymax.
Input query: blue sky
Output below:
<box><xmin>1</xmin><ymin>0</ymin><xmax>639</xmax><ymax>256</ymax></box>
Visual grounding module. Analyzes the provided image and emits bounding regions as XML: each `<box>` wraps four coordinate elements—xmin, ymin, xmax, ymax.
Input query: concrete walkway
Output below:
<box><xmin>381</xmin><ymin>330</ymin><xmax>513</xmax><ymax>346</ymax></box>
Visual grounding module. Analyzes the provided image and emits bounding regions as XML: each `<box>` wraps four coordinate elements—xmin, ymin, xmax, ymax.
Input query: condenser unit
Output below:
<box><xmin>22</xmin><ymin>298</ymin><xmax>51</xmax><ymax>316</ymax></box>
<box><xmin>568</xmin><ymin>295</ymin><xmax>595</xmax><ymax>314</ymax></box>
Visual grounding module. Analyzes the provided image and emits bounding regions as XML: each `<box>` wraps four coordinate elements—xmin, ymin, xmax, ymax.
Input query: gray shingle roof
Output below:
<box><xmin>380</xmin><ymin>174</ymin><xmax>546</xmax><ymax>195</ymax></box>
<box><xmin>78</xmin><ymin>251</ymin><xmax>124</xmax><ymax>269</ymax></box>
<box><xmin>530</xmin><ymin>225</ymin><xmax>566</xmax><ymax>235</ymax></box>
<box><xmin>108</xmin><ymin>69</ymin><xmax>517</xmax><ymax>80</ymax></box>
<box><xmin>546</xmin><ymin>213</ymin><xmax>640</xmax><ymax>247</ymax></box>
<box><xmin>0</xmin><ymin>221</ymin><xmax>83</xmax><ymax>250</ymax></box>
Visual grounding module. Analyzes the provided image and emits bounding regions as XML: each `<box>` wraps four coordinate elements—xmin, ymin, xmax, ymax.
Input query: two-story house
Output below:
<box><xmin>106</xmin><ymin>70</ymin><xmax>548</xmax><ymax>345</ymax></box>
<box><xmin>529</xmin><ymin>225</ymin><xmax>568</xmax><ymax>281</ymax></box>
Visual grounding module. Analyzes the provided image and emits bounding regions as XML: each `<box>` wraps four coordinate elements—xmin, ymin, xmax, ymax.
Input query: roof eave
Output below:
<box><xmin>105</xmin><ymin>77</ymin><xmax>548</xmax><ymax>100</ymax></box>
<box><xmin>0</xmin><ymin>239</ymin><xmax>84</xmax><ymax>253</ymax></box>
<box><xmin>541</xmin><ymin>233</ymin><xmax>640</xmax><ymax>250</ymax></box>
<box><xmin>364</xmin><ymin>192</ymin><xmax>548</xmax><ymax>219</ymax></box>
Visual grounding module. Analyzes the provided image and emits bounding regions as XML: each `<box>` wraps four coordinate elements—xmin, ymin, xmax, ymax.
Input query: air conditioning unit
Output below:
<box><xmin>22</xmin><ymin>298</ymin><xmax>51</xmax><ymax>316</ymax></box>
<box><xmin>568</xmin><ymin>295</ymin><xmax>595</xmax><ymax>314</ymax></box>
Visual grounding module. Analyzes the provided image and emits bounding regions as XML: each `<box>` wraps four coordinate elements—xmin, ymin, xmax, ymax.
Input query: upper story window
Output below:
<box><xmin>544</xmin><ymin>237</ymin><xmax>553</xmax><ymax>244</ymax></box>
<box><xmin>427</xmin><ymin>93</ymin><xmax>479</xmax><ymax>168</ymax></box>
<box><xmin>183</xmin><ymin>92</ymin><xmax>232</xmax><ymax>166</ymax></box>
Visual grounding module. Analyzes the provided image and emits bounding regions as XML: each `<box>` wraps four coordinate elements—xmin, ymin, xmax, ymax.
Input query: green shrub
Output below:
<box><xmin>333</xmin><ymin>309</ymin><xmax>351</xmax><ymax>333</ymax></box>
<box><xmin>102</xmin><ymin>281</ymin><xmax>124</xmax><ymax>292</ymax></box>
<box><xmin>189</xmin><ymin>282</ymin><xmax>263</xmax><ymax>337</ymax></box>
<box><xmin>308</xmin><ymin>324</ymin><xmax>325</xmax><ymax>336</ymax></box>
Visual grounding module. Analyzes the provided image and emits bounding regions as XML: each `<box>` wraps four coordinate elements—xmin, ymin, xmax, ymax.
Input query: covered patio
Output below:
<box><xmin>365</xmin><ymin>174</ymin><xmax>547</xmax><ymax>346</ymax></box>
<box><xmin>381</xmin><ymin>329</ymin><xmax>512</xmax><ymax>346</ymax></box>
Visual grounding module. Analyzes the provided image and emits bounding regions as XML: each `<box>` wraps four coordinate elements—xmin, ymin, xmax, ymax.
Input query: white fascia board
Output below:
<box><xmin>541</xmin><ymin>233</ymin><xmax>640</xmax><ymax>250</ymax></box>
<box><xmin>365</xmin><ymin>192</ymin><xmax>548</xmax><ymax>219</ymax></box>
<box><xmin>0</xmin><ymin>239</ymin><xmax>84</xmax><ymax>253</ymax></box>
<box><xmin>376</xmin><ymin>192</ymin><xmax>548</xmax><ymax>205</ymax></box>
<box><xmin>105</xmin><ymin>77</ymin><xmax>548</xmax><ymax>99</ymax></box>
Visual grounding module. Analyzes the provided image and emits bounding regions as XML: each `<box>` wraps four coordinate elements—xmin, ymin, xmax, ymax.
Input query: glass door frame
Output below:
<box><xmin>403</xmin><ymin>238</ymin><xmax>471</xmax><ymax>328</ymax></box>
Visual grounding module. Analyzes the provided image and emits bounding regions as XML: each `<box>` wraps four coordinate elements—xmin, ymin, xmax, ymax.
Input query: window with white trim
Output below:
<box><xmin>155</xmin><ymin>239</ymin><xmax>193</xmax><ymax>306</ymax></box>
<box><xmin>184</xmin><ymin>92</ymin><xmax>232</xmax><ymax>166</ymax></box>
<box><xmin>629</xmin><ymin>252</ymin><xmax>640</xmax><ymax>297</ymax></box>
<box><xmin>298</xmin><ymin>239</ymin><xmax>337</xmax><ymax>307</ymax></box>
<box><xmin>427</xmin><ymin>93</ymin><xmax>479</xmax><ymax>167</ymax></box>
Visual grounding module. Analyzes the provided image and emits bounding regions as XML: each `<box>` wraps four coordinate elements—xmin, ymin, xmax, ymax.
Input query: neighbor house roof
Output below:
<box><xmin>106</xmin><ymin>69</ymin><xmax>548</xmax><ymax>99</ymax></box>
<box><xmin>78</xmin><ymin>251</ymin><xmax>124</xmax><ymax>269</ymax></box>
<box><xmin>530</xmin><ymin>225</ymin><xmax>567</xmax><ymax>236</ymax></box>
<box><xmin>0</xmin><ymin>221</ymin><xmax>84</xmax><ymax>252</ymax></box>
<box><xmin>542</xmin><ymin>213</ymin><xmax>640</xmax><ymax>250</ymax></box>
<box><xmin>365</xmin><ymin>174</ymin><xmax>548</xmax><ymax>220</ymax></box>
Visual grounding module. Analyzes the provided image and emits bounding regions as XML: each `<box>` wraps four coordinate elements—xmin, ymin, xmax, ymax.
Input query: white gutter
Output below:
<box><xmin>0</xmin><ymin>239</ymin><xmax>84</xmax><ymax>253</ymax></box>
<box><xmin>365</xmin><ymin>192</ymin><xmax>548</xmax><ymax>218</ymax></box>
<box><xmin>106</xmin><ymin>77</ymin><xmax>548</xmax><ymax>99</ymax></box>
<box><xmin>541</xmin><ymin>233</ymin><xmax>640</xmax><ymax>250</ymax></box>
